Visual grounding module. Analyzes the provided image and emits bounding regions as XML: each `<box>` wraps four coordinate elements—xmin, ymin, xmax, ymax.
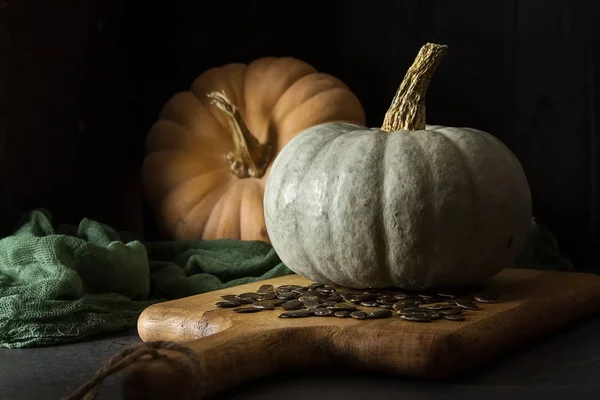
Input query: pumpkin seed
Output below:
<box><xmin>426</xmin><ymin>311</ymin><xmax>443</xmax><ymax>320</ymax></box>
<box><xmin>444</xmin><ymin>314</ymin><xmax>466</xmax><ymax>321</ymax></box>
<box><xmin>215</xmin><ymin>300</ymin><xmax>240</xmax><ymax>308</ymax></box>
<box><xmin>341</xmin><ymin>295</ymin><xmax>363</xmax><ymax>303</ymax></box>
<box><xmin>282</xmin><ymin>285</ymin><xmax>300</xmax><ymax>290</ymax></box>
<box><xmin>252</xmin><ymin>301</ymin><xmax>276</xmax><ymax>310</ymax></box>
<box><xmin>277</xmin><ymin>285</ymin><xmax>302</xmax><ymax>291</ymax></box>
<box><xmin>473</xmin><ymin>293</ymin><xmax>497</xmax><ymax>303</ymax></box>
<box><xmin>334</xmin><ymin>311</ymin><xmax>351</xmax><ymax>318</ymax></box>
<box><xmin>418</xmin><ymin>294</ymin><xmax>440</xmax><ymax>301</ymax></box>
<box><xmin>302</xmin><ymin>299</ymin><xmax>322</xmax><ymax>308</ymax></box>
<box><xmin>360</xmin><ymin>301</ymin><xmax>380</xmax><ymax>307</ymax></box>
<box><xmin>377</xmin><ymin>296</ymin><xmax>397</xmax><ymax>304</ymax></box>
<box><xmin>455</xmin><ymin>300</ymin><xmax>481</xmax><ymax>310</ymax></box>
<box><xmin>237</xmin><ymin>292</ymin><xmax>260</xmax><ymax>300</ymax></box>
<box><xmin>393</xmin><ymin>300</ymin><xmax>420</xmax><ymax>310</ymax></box>
<box><xmin>440</xmin><ymin>307</ymin><xmax>465</xmax><ymax>315</ymax></box>
<box><xmin>313</xmin><ymin>308</ymin><xmax>334</xmax><ymax>316</ymax></box>
<box><xmin>298</xmin><ymin>294</ymin><xmax>322</xmax><ymax>302</ymax></box>
<box><xmin>233</xmin><ymin>298</ymin><xmax>255</xmax><ymax>305</ymax></box>
<box><xmin>328</xmin><ymin>304</ymin><xmax>357</xmax><ymax>312</ymax></box>
<box><xmin>257</xmin><ymin>285</ymin><xmax>275</xmax><ymax>295</ymax></box>
<box><xmin>368</xmin><ymin>309</ymin><xmax>392</xmax><ymax>319</ymax></box>
<box><xmin>397</xmin><ymin>307</ymin><xmax>426</xmax><ymax>315</ymax></box>
<box><xmin>437</xmin><ymin>292</ymin><xmax>458</xmax><ymax>299</ymax></box>
<box><xmin>350</xmin><ymin>311</ymin><xmax>369</xmax><ymax>320</ymax></box>
<box><xmin>282</xmin><ymin>300</ymin><xmax>304</xmax><ymax>310</ymax></box>
<box><xmin>316</xmin><ymin>289</ymin><xmax>336</xmax><ymax>295</ymax></box>
<box><xmin>232</xmin><ymin>307</ymin><xmax>262</xmax><ymax>313</ymax></box>
<box><xmin>360</xmin><ymin>293</ymin><xmax>379</xmax><ymax>301</ymax></box>
<box><xmin>344</xmin><ymin>291</ymin><xmax>364</xmax><ymax>296</ymax></box>
<box><xmin>277</xmin><ymin>292</ymin><xmax>298</xmax><ymax>300</ymax></box>
<box><xmin>423</xmin><ymin>304</ymin><xmax>453</xmax><ymax>310</ymax></box>
<box><xmin>264</xmin><ymin>299</ymin><xmax>287</xmax><ymax>307</ymax></box>
<box><xmin>279</xmin><ymin>309</ymin><xmax>312</xmax><ymax>318</ymax></box>
<box><xmin>401</xmin><ymin>313</ymin><xmax>431</xmax><ymax>322</ymax></box>
<box><xmin>213</xmin><ymin>280</ymin><xmax>493</xmax><ymax>323</ymax></box>
<box><xmin>346</xmin><ymin>293</ymin><xmax>377</xmax><ymax>302</ymax></box>
<box><xmin>307</xmin><ymin>283</ymin><xmax>325</xmax><ymax>290</ymax></box>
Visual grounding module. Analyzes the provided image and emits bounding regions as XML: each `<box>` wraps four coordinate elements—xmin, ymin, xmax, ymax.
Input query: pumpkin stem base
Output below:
<box><xmin>381</xmin><ymin>43</ymin><xmax>448</xmax><ymax>132</ymax></box>
<box><xmin>208</xmin><ymin>91</ymin><xmax>272</xmax><ymax>179</ymax></box>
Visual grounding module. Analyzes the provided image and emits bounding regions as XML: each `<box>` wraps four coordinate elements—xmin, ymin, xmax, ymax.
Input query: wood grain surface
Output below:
<box><xmin>121</xmin><ymin>268</ymin><xmax>600</xmax><ymax>399</ymax></box>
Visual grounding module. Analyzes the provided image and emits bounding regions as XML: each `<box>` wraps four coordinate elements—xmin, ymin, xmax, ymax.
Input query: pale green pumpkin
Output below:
<box><xmin>263</xmin><ymin>43</ymin><xmax>532</xmax><ymax>289</ymax></box>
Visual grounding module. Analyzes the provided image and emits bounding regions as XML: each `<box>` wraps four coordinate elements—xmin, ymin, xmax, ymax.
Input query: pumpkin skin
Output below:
<box><xmin>263</xmin><ymin>44</ymin><xmax>532</xmax><ymax>289</ymax></box>
<box><xmin>264</xmin><ymin>123</ymin><xmax>532</xmax><ymax>289</ymax></box>
<box><xmin>141</xmin><ymin>57</ymin><xmax>365</xmax><ymax>242</ymax></box>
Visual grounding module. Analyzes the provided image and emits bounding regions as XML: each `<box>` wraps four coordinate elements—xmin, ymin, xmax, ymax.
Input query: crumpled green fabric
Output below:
<box><xmin>0</xmin><ymin>209</ymin><xmax>293</xmax><ymax>348</ymax></box>
<box><xmin>512</xmin><ymin>217</ymin><xmax>575</xmax><ymax>271</ymax></box>
<box><xmin>0</xmin><ymin>209</ymin><xmax>572</xmax><ymax>348</ymax></box>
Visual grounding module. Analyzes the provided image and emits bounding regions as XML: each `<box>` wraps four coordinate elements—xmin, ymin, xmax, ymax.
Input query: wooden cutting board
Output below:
<box><xmin>121</xmin><ymin>268</ymin><xmax>600</xmax><ymax>400</ymax></box>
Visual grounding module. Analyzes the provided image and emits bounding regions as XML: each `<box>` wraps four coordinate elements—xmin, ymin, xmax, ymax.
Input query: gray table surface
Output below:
<box><xmin>1</xmin><ymin>312</ymin><xmax>600</xmax><ymax>400</ymax></box>
<box><xmin>3</xmin><ymin>267</ymin><xmax>600</xmax><ymax>400</ymax></box>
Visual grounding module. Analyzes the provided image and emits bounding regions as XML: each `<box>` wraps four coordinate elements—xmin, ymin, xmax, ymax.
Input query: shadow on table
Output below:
<box><xmin>215</xmin><ymin>311</ymin><xmax>600</xmax><ymax>400</ymax></box>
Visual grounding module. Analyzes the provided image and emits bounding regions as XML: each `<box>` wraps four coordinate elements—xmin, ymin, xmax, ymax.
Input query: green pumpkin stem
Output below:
<box><xmin>208</xmin><ymin>91</ymin><xmax>272</xmax><ymax>179</ymax></box>
<box><xmin>381</xmin><ymin>43</ymin><xmax>448</xmax><ymax>132</ymax></box>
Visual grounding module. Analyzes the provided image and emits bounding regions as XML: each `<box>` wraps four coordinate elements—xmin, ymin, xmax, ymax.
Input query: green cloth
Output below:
<box><xmin>0</xmin><ymin>209</ymin><xmax>293</xmax><ymax>348</ymax></box>
<box><xmin>513</xmin><ymin>217</ymin><xmax>575</xmax><ymax>271</ymax></box>
<box><xmin>0</xmin><ymin>210</ymin><xmax>572</xmax><ymax>349</ymax></box>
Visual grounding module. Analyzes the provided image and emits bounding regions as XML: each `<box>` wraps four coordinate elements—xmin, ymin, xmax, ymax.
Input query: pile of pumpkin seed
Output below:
<box><xmin>215</xmin><ymin>282</ymin><xmax>497</xmax><ymax>322</ymax></box>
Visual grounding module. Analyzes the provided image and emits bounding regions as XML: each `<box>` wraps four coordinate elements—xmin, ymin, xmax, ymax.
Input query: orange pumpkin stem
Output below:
<box><xmin>208</xmin><ymin>91</ymin><xmax>273</xmax><ymax>179</ymax></box>
<box><xmin>381</xmin><ymin>43</ymin><xmax>448</xmax><ymax>132</ymax></box>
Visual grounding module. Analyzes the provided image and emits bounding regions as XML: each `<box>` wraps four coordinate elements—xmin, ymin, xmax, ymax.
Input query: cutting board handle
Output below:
<box><xmin>121</xmin><ymin>326</ymin><xmax>331</xmax><ymax>400</ymax></box>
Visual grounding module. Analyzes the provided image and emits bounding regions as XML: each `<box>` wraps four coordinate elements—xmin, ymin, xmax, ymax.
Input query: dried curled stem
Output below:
<box><xmin>208</xmin><ymin>91</ymin><xmax>272</xmax><ymax>179</ymax></box>
<box><xmin>381</xmin><ymin>43</ymin><xmax>449</xmax><ymax>132</ymax></box>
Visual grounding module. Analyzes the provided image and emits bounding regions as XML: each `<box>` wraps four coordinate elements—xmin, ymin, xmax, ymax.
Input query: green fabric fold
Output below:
<box><xmin>0</xmin><ymin>209</ymin><xmax>292</xmax><ymax>348</ymax></box>
<box><xmin>0</xmin><ymin>209</ymin><xmax>572</xmax><ymax>348</ymax></box>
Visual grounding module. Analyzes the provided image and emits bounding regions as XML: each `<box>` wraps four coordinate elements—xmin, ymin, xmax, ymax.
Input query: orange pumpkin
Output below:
<box><xmin>141</xmin><ymin>57</ymin><xmax>366</xmax><ymax>243</ymax></box>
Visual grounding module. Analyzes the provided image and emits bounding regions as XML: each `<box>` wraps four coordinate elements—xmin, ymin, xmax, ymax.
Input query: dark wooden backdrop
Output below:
<box><xmin>2</xmin><ymin>0</ymin><xmax>599</xmax><ymax>268</ymax></box>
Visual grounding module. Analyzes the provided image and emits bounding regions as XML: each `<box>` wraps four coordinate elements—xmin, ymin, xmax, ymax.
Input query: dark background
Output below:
<box><xmin>1</xmin><ymin>0</ymin><xmax>599</xmax><ymax>267</ymax></box>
